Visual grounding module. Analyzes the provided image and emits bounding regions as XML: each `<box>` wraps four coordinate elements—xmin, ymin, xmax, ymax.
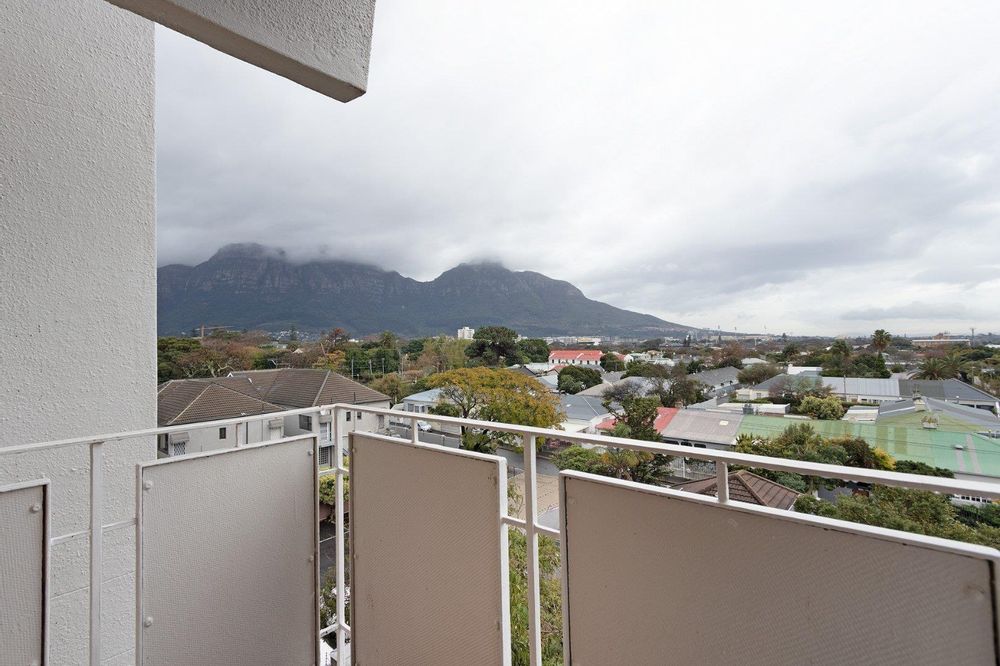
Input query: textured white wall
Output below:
<box><xmin>0</xmin><ymin>0</ymin><xmax>156</xmax><ymax>663</ymax></box>
<box><xmin>109</xmin><ymin>0</ymin><xmax>377</xmax><ymax>101</ymax></box>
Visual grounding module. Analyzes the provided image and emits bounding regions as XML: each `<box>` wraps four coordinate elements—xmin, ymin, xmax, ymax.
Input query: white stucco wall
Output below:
<box><xmin>109</xmin><ymin>0</ymin><xmax>376</xmax><ymax>101</ymax></box>
<box><xmin>0</xmin><ymin>1</ymin><xmax>156</xmax><ymax>662</ymax></box>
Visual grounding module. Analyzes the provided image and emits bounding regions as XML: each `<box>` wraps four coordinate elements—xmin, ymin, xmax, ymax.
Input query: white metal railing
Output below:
<box><xmin>4</xmin><ymin>402</ymin><xmax>1000</xmax><ymax>665</ymax></box>
<box><xmin>324</xmin><ymin>403</ymin><xmax>1000</xmax><ymax>666</ymax></box>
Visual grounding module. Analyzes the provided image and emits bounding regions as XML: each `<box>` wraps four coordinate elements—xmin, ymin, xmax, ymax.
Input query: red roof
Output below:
<box><xmin>549</xmin><ymin>349</ymin><xmax>603</xmax><ymax>362</ymax></box>
<box><xmin>597</xmin><ymin>407</ymin><xmax>678</xmax><ymax>434</ymax></box>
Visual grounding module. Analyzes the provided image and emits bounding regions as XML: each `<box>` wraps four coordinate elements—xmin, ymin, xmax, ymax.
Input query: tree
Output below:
<box><xmin>737</xmin><ymin>362</ymin><xmax>781</xmax><ymax>386</ymax></box>
<box><xmin>795</xmin><ymin>487</ymin><xmax>1000</xmax><ymax>548</ymax></box>
<box><xmin>600</xmin><ymin>353</ymin><xmax>626</xmax><ymax>372</ymax></box>
<box><xmin>517</xmin><ymin>338</ymin><xmax>550</xmax><ymax>363</ymax></box>
<box><xmin>157</xmin><ymin>337</ymin><xmax>202</xmax><ymax>382</ymax></box>
<box><xmin>798</xmin><ymin>395</ymin><xmax>846</xmax><ymax>420</ymax></box>
<box><xmin>465</xmin><ymin>326</ymin><xmax>523</xmax><ymax>367</ymax></box>
<box><xmin>416</xmin><ymin>336</ymin><xmax>470</xmax><ymax>374</ymax></box>
<box><xmin>661</xmin><ymin>368</ymin><xmax>705</xmax><ymax>407</ymax></box>
<box><xmin>509</xmin><ymin>530</ymin><xmax>563</xmax><ymax>665</ymax></box>
<box><xmin>872</xmin><ymin>329</ymin><xmax>892</xmax><ymax>355</ymax></box>
<box><xmin>612</xmin><ymin>396</ymin><xmax>661</xmax><ymax>442</ymax></box>
<box><xmin>824</xmin><ymin>339</ymin><xmax>853</xmax><ymax>376</ymax></box>
<box><xmin>914</xmin><ymin>357</ymin><xmax>948</xmax><ymax>380</ymax></box>
<box><xmin>557</xmin><ymin>365</ymin><xmax>602</xmax><ymax>394</ymax></box>
<box><xmin>623</xmin><ymin>361</ymin><xmax>670</xmax><ymax>379</ymax></box>
<box><xmin>734</xmin><ymin>423</ymin><xmax>887</xmax><ymax>493</ymax></box>
<box><xmin>369</xmin><ymin>374</ymin><xmax>414</xmax><ymax>404</ymax></box>
<box><xmin>893</xmin><ymin>459</ymin><xmax>954</xmax><ymax>478</ymax></box>
<box><xmin>426</xmin><ymin>368</ymin><xmax>563</xmax><ymax>453</ymax></box>
<box><xmin>552</xmin><ymin>445</ymin><xmax>607</xmax><ymax>474</ymax></box>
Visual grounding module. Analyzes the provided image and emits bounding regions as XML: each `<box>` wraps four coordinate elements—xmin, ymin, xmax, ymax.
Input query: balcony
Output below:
<box><xmin>2</xmin><ymin>404</ymin><xmax>999</xmax><ymax>665</ymax></box>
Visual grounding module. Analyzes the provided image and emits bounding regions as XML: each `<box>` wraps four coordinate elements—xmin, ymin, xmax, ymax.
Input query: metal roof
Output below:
<box><xmin>660</xmin><ymin>410</ymin><xmax>743</xmax><ymax>445</ymax></box>
<box><xmin>738</xmin><ymin>415</ymin><xmax>1000</xmax><ymax>479</ymax></box>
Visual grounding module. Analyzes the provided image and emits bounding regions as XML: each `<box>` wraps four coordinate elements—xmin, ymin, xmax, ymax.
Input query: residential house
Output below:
<box><xmin>690</xmin><ymin>366</ymin><xmax>741</xmax><ymax>397</ymax></box>
<box><xmin>660</xmin><ymin>410</ymin><xmax>744</xmax><ymax>449</ymax></box>
<box><xmin>229</xmin><ymin>369</ymin><xmax>390</xmax><ymax>465</ymax></box>
<box><xmin>157</xmin><ymin>377</ymin><xmax>286</xmax><ymax>456</ymax></box>
<box><xmin>549</xmin><ymin>349</ymin><xmax>603</xmax><ymax>367</ymax></box>
<box><xmin>672</xmin><ymin>470</ymin><xmax>800</xmax><ymax>510</ymax></box>
<box><xmin>559</xmin><ymin>394</ymin><xmax>614</xmax><ymax>434</ymax></box>
<box><xmin>740</xmin><ymin>375</ymin><xmax>999</xmax><ymax>409</ymax></box>
<box><xmin>596</xmin><ymin>407</ymin><xmax>679</xmax><ymax>437</ymax></box>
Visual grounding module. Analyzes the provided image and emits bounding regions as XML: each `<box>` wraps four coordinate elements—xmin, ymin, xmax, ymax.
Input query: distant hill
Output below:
<box><xmin>157</xmin><ymin>243</ymin><xmax>697</xmax><ymax>338</ymax></box>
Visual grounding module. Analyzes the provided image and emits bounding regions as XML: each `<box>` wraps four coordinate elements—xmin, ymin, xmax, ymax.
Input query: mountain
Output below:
<box><xmin>157</xmin><ymin>243</ymin><xmax>697</xmax><ymax>338</ymax></box>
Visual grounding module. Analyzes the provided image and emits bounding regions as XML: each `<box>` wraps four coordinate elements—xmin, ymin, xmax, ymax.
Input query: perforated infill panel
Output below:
<box><xmin>0</xmin><ymin>481</ymin><xmax>46</xmax><ymax>665</ymax></box>
<box><xmin>349</xmin><ymin>432</ymin><xmax>509</xmax><ymax>665</ymax></box>
<box><xmin>562</xmin><ymin>472</ymin><xmax>999</xmax><ymax>665</ymax></box>
<box><xmin>138</xmin><ymin>438</ymin><xmax>317</xmax><ymax>665</ymax></box>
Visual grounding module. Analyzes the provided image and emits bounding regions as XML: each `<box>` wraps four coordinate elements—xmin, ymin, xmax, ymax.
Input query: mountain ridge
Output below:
<box><xmin>157</xmin><ymin>243</ymin><xmax>697</xmax><ymax>338</ymax></box>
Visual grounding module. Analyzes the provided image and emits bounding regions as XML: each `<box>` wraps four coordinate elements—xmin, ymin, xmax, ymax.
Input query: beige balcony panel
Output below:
<box><xmin>561</xmin><ymin>471</ymin><xmax>1000</xmax><ymax>665</ymax></box>
<box><xmin>349</xmin><ymin>432</ymin><xmax>511</xmax><ymax>665</ymax></box>
<box><xmin>0</xmin><ymin>480</ymin><xmax>48</xmax><ymax>665</ymax></box>
<box><xmin>137</xmin><ymin>435</ymin><xmax>318</xmax><ymax>665</ymax></box>
<box><xmin>107</xmin><ymin>0</ymin><xmax>376</xmax><ymax>101</ymax></box>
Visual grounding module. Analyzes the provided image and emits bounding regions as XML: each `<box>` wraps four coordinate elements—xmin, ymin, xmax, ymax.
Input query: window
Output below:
<box><xmin>356</xmin><ymin>411</ymin><xmax>362</xmax><ymax>420</ymax></box>
<box><xmin>299</xmin><ymin>415</ymin><xmax>312</xmax><ymax>431</ymax></box>
<box><xmin>320</xmin><ymin>422</ymin><xmax>331</xmax><ymax>442</ymax></box>
<box><xmin>346</xmin><ymin>412</ymin><xmax>351</xmax><ymax>422</ymax></box>
<box><xmin>172</xmin><ymin>441</ymin><xmax>186</xmax><ymax>456</ymax></box>
<box><xmin>318</xmin><ymin>446</ymin><xmax>331</xmax><ymax>467</ymax></box>
<box><xmin>219</xmin><ymin>427</ymin><xmax>227</xmax><ymax>439</ymax></box>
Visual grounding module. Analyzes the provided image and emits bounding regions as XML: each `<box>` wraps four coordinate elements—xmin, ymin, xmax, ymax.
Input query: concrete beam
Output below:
<box><xmin>108</xmin><ymin>0</ymin><xmax>376</xmax><ymax>101</ymax></box>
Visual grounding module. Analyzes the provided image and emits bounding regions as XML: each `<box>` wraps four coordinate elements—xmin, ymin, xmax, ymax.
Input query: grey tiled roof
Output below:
<box><xmin>230</xmin><ymin>369</ymin><xmax>389</xmax><ymax>407</ymax></box>
<box><xmin>672</xmin><ymin>470</ymin><xmax>799</xmax><ymax>510</ymax></box>
<box><xmin>157</xmin><ymin>378</ymin><xmax>285</xmax><ymax>426</ymax></box>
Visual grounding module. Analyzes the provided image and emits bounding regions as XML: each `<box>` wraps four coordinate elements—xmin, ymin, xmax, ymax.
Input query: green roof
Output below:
<box><xmin>738</xmin><ymin>415</ymin><xmax>1000</xmax><ymax>479</ymax></box>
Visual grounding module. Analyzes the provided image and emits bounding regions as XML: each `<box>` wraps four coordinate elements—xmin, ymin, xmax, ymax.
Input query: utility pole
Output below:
<box><xmin>971</xmin><ymin>327</ymin><xmax>975</xmax><ymax>347</ymax></box>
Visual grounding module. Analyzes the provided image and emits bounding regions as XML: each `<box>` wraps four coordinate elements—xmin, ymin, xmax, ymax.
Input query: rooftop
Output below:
<box><xmin>671</xmin><ymin>470</ymin><xmax>800</xmax><ymax>510</ymax></box>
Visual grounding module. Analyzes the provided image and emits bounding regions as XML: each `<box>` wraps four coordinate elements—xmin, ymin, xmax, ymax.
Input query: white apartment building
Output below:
<box><xmin>457</xmin><ymin>326</ymin><xmax>476</xmax><ymax>340</ymax></box>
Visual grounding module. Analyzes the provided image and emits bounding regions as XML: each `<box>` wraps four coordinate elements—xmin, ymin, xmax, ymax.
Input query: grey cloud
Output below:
<box><xmin>155</xmin><ymin>0</ymin><xmax>1000</xmax><ymax>334</ymax></box>
<box><xmin>841</xmin><ymin>303</ymin><xmax>979</xmax><ymax>321</ymax></box>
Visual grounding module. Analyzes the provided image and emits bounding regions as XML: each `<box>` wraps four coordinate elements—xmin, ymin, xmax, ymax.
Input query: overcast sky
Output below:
<box><xmin>156</xmin><ymin>1</ymin><xmax>1000</xmax><ymax>337</ymax></box>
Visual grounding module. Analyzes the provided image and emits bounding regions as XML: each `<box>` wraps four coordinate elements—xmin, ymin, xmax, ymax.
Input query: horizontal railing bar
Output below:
<box><xmin>535</xmin><ymin>524</ymin><xmax>560</xmax><ymax>538</ymax></box>
<box><xmin>343</xmin><ymin>404</ymin><xmax>1000</xmax><ymax>499</ymax></box>
<box><xmin>0</xmin><ymin>404</ymin><xmax>330</xmax><ymax>456</ymax></box>
<box><xmin>502</xmin><ymin>516</ymin><xmax>526</xmax><ymax>528</ymax></box>
<box><xmin>51</xmin><ymin>518</ymin><xmax>136</xmax><ymax>545</ymax></box>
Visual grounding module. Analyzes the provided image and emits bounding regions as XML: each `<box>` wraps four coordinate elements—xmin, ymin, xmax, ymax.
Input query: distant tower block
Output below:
<box><xmin>457</xmin><ymin>326</ymin><xmax>475</xmax><ymax>340</ymax></box>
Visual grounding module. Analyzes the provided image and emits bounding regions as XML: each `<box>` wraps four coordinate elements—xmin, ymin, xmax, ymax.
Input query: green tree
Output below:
<box><xmin>600</xmin><ymin>353</ymin><xmax>626</xmax><ymax>372</ymax></box>
<box><xmin>157</xmin><ymin>336</ymin><xmax>203</xmax><ymax>382</ymax></box>
<box><xmin>509</xmin><ymin>530</ymin><xmax>563</xmax><ymax>665</ymax></box>
<box><xmin>465</xmin><ymin>326</ymin><xmax>523</xmax><ymax>367</ymax></box>
<box><xmin>517</xmin><ymin>338</ymin><xmax>550</xmax><ymax>363</ymax></box>
<box><xmin>737</xmin><ymin>363</ymin><xmax>782</xmax><ymax>386</ymax></box>
<box><xmin>914</xmin><ymin>357</ymin><xmax>947</xmax><ymax>380</ymax></box>
<box><xmin>557</xmin><ymin>365</ymin><xmax>603</xmax><ymax>394</ymax></box>
<box><xmin>795</xmin><ymin>487</ymin><xmax>1000</xmax><ymax>548</ymax></box>
<box><xmin>798</xmin><ymin>395</ymin><xmax>846</xmax><ymax>420</ymax></box>
<box><xmin>872</xmin><ymin>329</ymin><xmax>892</xmax><ymax>355</ymax></box>
<box><xmin>426</xmin><ymin>368</ymin><xmax>563</xmax><ymax>453</ymax></box>
<box><xmin>602</xmin><ymin>395</ymin><xmax>661</xmax><ymax>442</ymax></box>
<box><xmin>552</xmin><ymin>445</ymin><xmax>607</xmax><ymax>474</ymax></box>
<box><xmin>893</xmin><ymin>460</ymin><xmax>954</xmax><ymax>478</ymax></box>
<box><xmin>369</xmin><ymin>374</ymin><xmax>415</xmax><ymax>404</ymax></box>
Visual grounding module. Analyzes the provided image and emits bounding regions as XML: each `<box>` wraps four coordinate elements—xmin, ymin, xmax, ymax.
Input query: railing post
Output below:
<box><xmin>716</xmin><ymin>461</ymin><xmax>729</xmax><ymax>503</ymax></box>
<box><xmin>522</xmin><ymin>433</ymin><xmax>542</xmax><ymax>666</ymax></box>
<box><xmin>90</xmin><ymin>440</ymin><xmax>104</xmax><ymax>665</ymax></box>
<box><xmin>333</xmin><ymin>407</ymin><xmax>347</xmax><ymax>663</ymax></box>
<box><xmin>410</xmin><ymin>416</ymin><xmax>419</xmax><ymax>443</ymax></box>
